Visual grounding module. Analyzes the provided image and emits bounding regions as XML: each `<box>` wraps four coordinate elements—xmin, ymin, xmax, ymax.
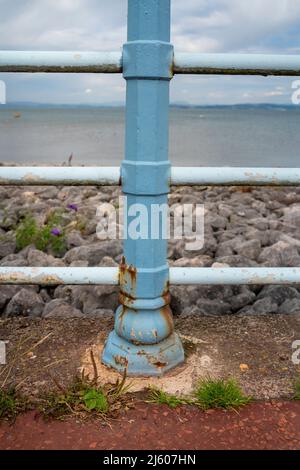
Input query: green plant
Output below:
<box><xmin>83</xmin><ymin>388</ymin><xmax>109</xmax><ymax>412</ymax></box>
<box><xmin>194</xmin><ymin>378</ymin><xmax>252</xmax><ymax>410</ymax></box>
<box><xmin>147</xmin><ymin>388</ymin><xmax>188</xmax><ymax>408</ymax></box>
<box><xmin>40</xmin><ymin>352</ymin><xmax>132</xmax><ymax>420</ymax></box>
<box><xmin>15</xmin><ymin>211</ymin><xmax>66</xmax><ymax>255</ymax></box>
<box><xmin>0</xmin><ymin>388</ymin><xmax>29</xmax><ymax>421</ymax></box>
<box><xmin>294</xmin><ymin>379</ymin><xmax>300</xmax><ymax>400</ymax></box>
<box><xmin>16</xmin><ymin>215</ymin><xmax>38</xmax><ymax>250</ymax></box>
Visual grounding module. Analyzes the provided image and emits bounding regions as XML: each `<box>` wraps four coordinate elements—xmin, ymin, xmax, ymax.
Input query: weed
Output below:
<box><xmin>16</xmin><ymin>214</ymin><xmax>38</xmax><ymax>250</ymax></box>
<box><xmin>194</xmin><ymin>378</ymin><xmax>252</xmax><ymax>410</ymax></box>
<box><xmin>0</xmin><ymin>388</ymin><xmax>29</xmax><ymax>421</ymax></box>
<box><xmin>15</xmin><ymin>211</ymin><xmax>66</xmax><ymax>255</ymax></box>
<box><xmin>147</xmin><ymin>388</ymin><xmax>188</xmax><ymax>408</ymax></box>
<box><xmin>39</xmin><ymin>351</ymin><xmax>132</xmax><ymax>420</ymax></box>
<box><xmin>83</xmin><ymin>388</ymin><xmax>109</xmax><ymax>412</ymax></box>
<box><xmin>294</xmin><ymin>379</ymin><xmax>300</xmax><ymax>400</ymax></box>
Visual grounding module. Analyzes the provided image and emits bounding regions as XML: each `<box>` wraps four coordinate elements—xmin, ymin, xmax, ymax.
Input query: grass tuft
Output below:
<box><xmin>194</xmin><ymin>378</ymin><xmax>252</xmax><ymax>411</ymax></box>
<box><xmin>294</xmin><ymin>379</ymin><xmax>300</xmax><ymax>401</ymax></box>
<box><xmin>0</xmin><ymin>388</ymin><xmax>29</xmax><ymax>421</ymax></box>
<box><xmin>147</xmin><ymin>388</ymin><xmax>188</xmax><ymax>408</ymax></box>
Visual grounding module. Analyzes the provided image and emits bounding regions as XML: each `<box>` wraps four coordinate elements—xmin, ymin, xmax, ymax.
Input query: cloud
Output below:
<box><xmin>0</xmin><ymin>0</ymin><xmax>299</xmax><ymax>104</ymax></box>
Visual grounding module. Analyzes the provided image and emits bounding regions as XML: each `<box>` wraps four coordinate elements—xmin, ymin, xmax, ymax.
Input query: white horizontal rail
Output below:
<box><xmin>0</xmin><ymin>267</ymin><xmax>119</xmax><ymax>285</ymax></box>
<box><xmin>1</xmin><ymin>167</ymin><xmax>300</xmax><ymax>186</ymax></box>
<box><xmin>1</xmin><ymin>51</ymin><xmax>300</xmax><ymax>76</ymax></box>
<box><xmin>170</xmin><ymin>268</ymin><xmax>300</xmax><ymax>285</ymax></box>
<box><xmin>0</xmin><ymin>51</ymin><xmax>122</xmax><ymax>73</ymax></box>
<box><xmin>170</xmin><ymin>167</ymin><xmax>300</xmax><ymax>186</ymax></box>
<box><xmin>1</xmin><ymin>267</ymin><xmax>300</xmax><ymax>286</ymax></box>
<box><xmin>174</xmin><ymin>52</ymin><xmax>300</xmax><ymax>76</ymax></box>
<box><xmin>0</xmin><ymin>167</ymin><xmax>120</xmax><ymax>186</ymax></box>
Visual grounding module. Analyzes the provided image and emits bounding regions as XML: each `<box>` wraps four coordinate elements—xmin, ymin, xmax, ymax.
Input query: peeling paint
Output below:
<box><xmin>119</xmin><ymin>256</ymin><xmax>137</xmax><ymax>298</ymax></box>
<box><xmin>160</xmin><ymin>305</ymin><xmax>174</xmax><ymax>336</ymax></box>
<box><xmin>113</xmin><ymin>355</ymin><xmax>128</xmax><ymax>367</ymax></box>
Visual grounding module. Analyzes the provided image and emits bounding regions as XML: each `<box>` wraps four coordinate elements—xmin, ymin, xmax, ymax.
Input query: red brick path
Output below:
<box><xmin>0</xmin><ymin>401</ymin><xmax>300</xmax><ymax>450</ymax></box>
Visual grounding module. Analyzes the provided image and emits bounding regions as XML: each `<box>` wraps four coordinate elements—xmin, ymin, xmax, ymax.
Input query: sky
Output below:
<box><xmin>0</xmin><ymin>0</ymin><xmax>300</xmax><ymax>105</ymax></box>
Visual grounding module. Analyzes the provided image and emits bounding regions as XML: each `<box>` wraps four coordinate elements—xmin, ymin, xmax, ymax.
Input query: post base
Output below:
<box><xmin>102</xmin><ymin>330</ymin><xmax>184</xmax><ymax>376</ymax></box>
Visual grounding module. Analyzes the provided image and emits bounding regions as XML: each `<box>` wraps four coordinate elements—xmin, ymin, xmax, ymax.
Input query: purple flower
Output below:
<box><xmin>67</xmin><ymin>203</ymin><xmax>78</xmax><ymax>212</ymax></box>
<box><xmin>51</xmin><ymin>228</ymin><xmax>61</xmax><ymax>236</ymax></box>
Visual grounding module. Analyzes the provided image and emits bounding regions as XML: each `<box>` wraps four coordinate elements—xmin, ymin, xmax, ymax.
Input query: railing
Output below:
<box><xmin>1</xmin><ymin>0</ymin><xmax>300</xmax><ymax>376</ymax></box>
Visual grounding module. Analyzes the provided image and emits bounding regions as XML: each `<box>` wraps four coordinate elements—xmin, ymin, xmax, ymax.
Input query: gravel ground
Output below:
<box><xmin>1</xmin><ymin>314</ymin><xmax>299</xmax><ymax>399</ymax></box>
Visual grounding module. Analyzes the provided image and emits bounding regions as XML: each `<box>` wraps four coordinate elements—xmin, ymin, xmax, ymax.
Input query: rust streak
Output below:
<box><xmin>160</xmin><ymin>305</ymin><xmax>174</xmax><ymax>336</ymax></box>
<box><xmin>113</xmin><ymin>355</ymin><xmax>128</xmax><ymax>367</ymax></box>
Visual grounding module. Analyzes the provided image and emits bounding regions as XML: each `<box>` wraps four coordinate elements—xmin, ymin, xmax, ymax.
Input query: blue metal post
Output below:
<box><xmin>102</xmin><ymin>0</ymin><xmax>184</xmax><ymax>376</ymax></box>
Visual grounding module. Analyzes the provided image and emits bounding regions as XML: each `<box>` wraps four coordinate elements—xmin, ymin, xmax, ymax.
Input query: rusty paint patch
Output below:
<box><xmin>118</xmin><ymin>305</ymin><xmax>127</xmax><ymax>321</ymax></box>
<box><xmin>130</xmin><ymin>328</ymin><xmax>136</xmax><ymax>338</ymax></box>
<box><xmin>0</xmin><ymin>272</ymin><xmax>65</xmax><ymax>285</ymax></box>
<box><xmin>173</xmin><ymin>67</ymin><xmax>300</xmax><ymax>77</ymax></box>
<box><xmin>119</xmin><ymin>256</ymin><xmax>137</xmax><ymax>295</ymax></box>
<box><xmin>0</xmin><ymin>65</ymin><xmax>122</xmax><ymax>73</ymax></box>
<box><xmin>113</xmin><ymin>355</ymin><xmax>128</xmax><ymax>367</ymax></box>
<box><xmin>160</xmin><ymin>305</ymin><xmax>174</xmax><ymax>336</ymax></box>
<box><xmin>137</xmin><ymin>350</ymin><xmax>146</xmax><ymax>356</ymax></box>
<box><xmin>151</xmin><ymin>361</ymin><xmax>167</xmax><ymax>368</ymax></box>
<box><xmin>119</xmin><ymin>291</ymin><xmax>136</xmax><ymax>304</ymax></box>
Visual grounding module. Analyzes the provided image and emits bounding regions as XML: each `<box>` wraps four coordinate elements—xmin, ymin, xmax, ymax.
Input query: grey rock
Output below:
<box><xmin>101</xmin><ymin>256</ymin><xmax>119</xmax><ymax>267</ymax></box>
<box><xmin>0</xmin><ymin>254</ymin><xmax>28</xmax><ymax>266</ymax></box>
<box><xmin>248</xmin><ymin>217</ymin><xmax>269</xmax><ymax>231</ymax></box>
<box><xmin>27</xmin><ymin>248</ymin><xmax>65</xmax><ymax>267</ymax></box>
<box><xmin>172</xmin><ymin>255</ymin><xmax>213</xmax><ymax>267</ymax></box>
<box><xmin>63</xmin><ymin>241</ymin><xmax>122</xmax><ymax>265</ymax></box>
<box><xmin>230</xmin><ymin>289</ymin><xmax>256</xmax><ymax>312</ymax></box>
<box><xmin>215</xmin><ymin>255</ymin><xmax>258</xmax><ymax>267</ymax></box>
<box><xmin>278</xmin><ymin>298</ymin><xmax>300</xmax><ymax>314</ymax></box>
<box><xmin>5</xmin><ymin>289</ymin><xmax>44</xmax><ymax>317</ymax></box>
<box><xmin>39</xmin><ymin>289</ymin><xmax>52</xmax><ymax>304</ymax></box>
<box><xmin>206</xmin><ymin>213</ymin><xmax>227</xmax><ymax>230</ymax></box>
<box><xmin>70</xmin><ymin>260</ymin><xmax>88</xmax><ymax>267</ymax></box>
<box><xmin>257</xmin><ymin>285</ymin><xmax>300</xmax><ymax>305</ymax></box>
<box><xmin>282</xmin><ymin>205</ymin><xmax>300</xmax><ymax>226</ymax></box>
<box><xmin>66</xmin><ymin>232</ymin><xmax>86</xmax><ymax>249</ymax></box>
<box><xmin>0</xmin><ymin>286</ymin><xmax>21</xmax><ymax>311</ymax></box>
<box><xmin>258</xmin><ymin>241</ymin><xmax>300</xmax><ymax>267</ymax></box>
<box><xmin>43</xmin><ymin>300</ymin><xmax>84</xmax><ymax>318</ymax></box>
<box><xmin>0</xmin><ymin>234</ymin><xmax>16</xmax><ymax>258</ymax></box>
<box><xmin>89</xmin><ymin>308</ymin><xmax>114</xmax><ymax>318</ymax></box>
<box><xmin>235</xmin><ymin>239</ymin><xmax>261</xmax><ymax>260</ymax></box>
<box><xmin>217</xmin><ymin>204</ymin><xmax>233</xmax><ymax>218</ymax></box>
<box><xmin>239</xmin><ymin>297</ymin><xmax>278</xmax><ymax>315</ymax></box>
<box><xmin>54</xmin><ymin>284</ymin><xmax>118</xmax><ymax>314</ymax></box>
<box><xmin>42</xmin><ymin>298</ymin><xmax>68</xmax><ymax>316</ymax></box>
<box><xmin>93</xmin><ymin>285</ymin><xmax>119</xmax><ymax>311</ymax></box>
<box><xmin>244</xmin><ymin>228</ymin><xmax>269</xmax><ymax>246</ymax></box>
<box><xmin>0</xmin><ymin>213</ymin><xmax>18</xmax><ymax>230</ymax></box>
<box><xmin>196</xmin><ymin>299</ymin><xmax>232</xmax><ymax>315</ymax></box>
<box><xmin>215</xmin><ymin>242</ymin><xmax>234</xmax><ymax>258</ymax></box>
<box><xmin>37</xmin><ymin>187</ymin><xmax>59</xmax><ymax>199</ymax></box>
